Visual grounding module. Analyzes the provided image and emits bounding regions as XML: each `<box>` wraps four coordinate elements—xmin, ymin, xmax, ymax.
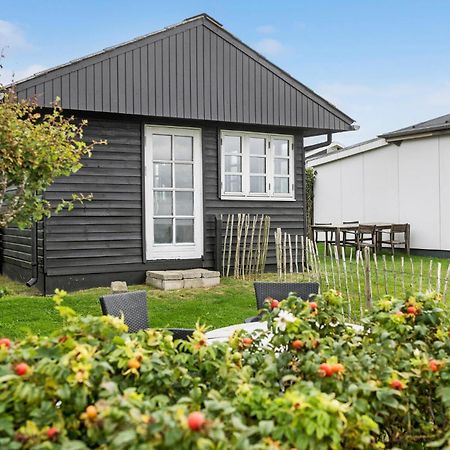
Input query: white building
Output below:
<box><xmin>307</xmin><ymin>114</ymin><xmax>450</xmax><ymax>256</ymax></box>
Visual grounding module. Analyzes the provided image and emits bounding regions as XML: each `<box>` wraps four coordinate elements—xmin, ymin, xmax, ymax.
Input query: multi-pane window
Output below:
<box><xmin>152</xmin><ymin>134</ymin><xmax>195</xmax><ymax>244</ymax></box>
<box><xmin>221</xmin><ymin>131</ymin><xmax>294</xmax><ymax>200</ymax></box>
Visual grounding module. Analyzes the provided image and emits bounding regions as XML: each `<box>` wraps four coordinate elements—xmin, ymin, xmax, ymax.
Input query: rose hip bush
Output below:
<box><xmin>0</xmin><ymin>289</ymin><xmax>449</xmax><ymax>449</ymax></box>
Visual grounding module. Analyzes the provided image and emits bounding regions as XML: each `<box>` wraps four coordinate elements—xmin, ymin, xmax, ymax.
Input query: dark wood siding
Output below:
<box><xmin>11</xmin><ymin>114</ymin><xmax>305</xmax><ymax>293</ymax></box>
<box><xmin>202</xmin><ymin>126</ymin><xmax>305</xmax><ymax>268</ymax></box>
<box><xmin>1</xmin><ymin>210</ymin><xmax>44</xmax><ymax>290</ymax></box>
<box><xmin>43</xmin><ymin>118</ymin><xmax>144</xmax><ymax>278</ymax></box>
<box><xmin>14</xmin><ymin>17</ymin><xmax>353</xmax><ymax>134</ymax></box>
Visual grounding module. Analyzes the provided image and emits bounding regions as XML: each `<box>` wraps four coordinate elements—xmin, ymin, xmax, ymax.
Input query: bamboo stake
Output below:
<box><xmin>391</xmin><ymin>255</ymin><xmax>397</xmax><ymax>297</ymax></box>
<box><xmin>409</xmin><ymin>258</ymin><xmax>415</xmax><ymax>292</ymax></box>
<box><xmin>262</xmin><ymin>216</ymin><xmax>270</xmax><ymax>274</ymax></box>
<box><xmin>443</xmin><ymin>264</ymin><xmax>450</xmax><ymax>303</ymax></box>
<box><xmin>364</xmin><ymin>247</ymin><xmax>373</xmax><ymax>310</ymax></box>
<box><xmin>382</xmin><ymin>255</ymin><xmax>388</xmax><ymax>295</ymax></box>
<box><xmin>226</xmin><ymin>214</ymin><xmax>234</xmax><ymax>277</ymax></box>
<box><xmin>341</xmin><ymin>247</ymin><xmax>351</xmax><ymax>318</ymax></box>
<box><xmin>222</xmin><ymin>214</ymin><xmax>230</xmax><ymax>277</ymax></box>
<box><xmin>401</xmin><ymin>257</ymin><xmax>405</xmax><ymax>295</ymax></box>
<box><xmin>274</xmin><ymin>230</ymin><xmax>279</xmax><ymax>279</ymax></box>
<box><xmin>241</xmin><ymin>215</ymin><xmax>250</xmax><ymax>278</ymax></box>
<box><xmin>283</xmin><ymin>232</ymin><xmax>287</xmax><ymax>280</ymax></box>
<box><xmin>247</xmin><ymin>215</ymin><xmax>257</xmax><ymax>277</ymax></box>
<box><xmin>255</xmin><ymin>215</ymin><xmax>263</xmax><ymax>276</ymax></box>
<box><xmin>328</xmin><ymin>243</ymin><xmax>336</xmax><ymax>288</ymax></box>
<box><xmin>436</xmin><ymin>262</ymin><xmax>442</xmax><ymax>293</ymax></box>
<box><xmin>419</xmin><ymin>259</ymin><xmax>423</xmax><ymax>293</ymax></box>
<box><xmin>334</xmin><ymin>245</ymin><xmax>342</xmax><ymax>293</ymax></box>
<box><xmin>323</xmin><ymin>243</ymin><xmax>330</xmax><ymax>288</ymax></box>
<box><xmin>348</xmin><ymin>247</ymin><xmax>356</xmax><ymax>304</ymax></box>
<box><xmin>288</xmin><ymin>234</ymin><xmax>293</xmax><ymax>274</ymax></box>
<box><xmin>355</xmin><ymin>250</ymin><xmax>363</xmax><ymax>317</ymax></box>
<box><xmin>314</xmin><ymin>240</ymin><xmax>322</xmax><ymax>287</ymax></box>
<box><xmin>428</xmin><ymin>260</ymin><xmax>433</xmax><ymax>292</ymax></box>
<box><xmin>234</xmin><ymin>214</ymin><xmax>243</xmax><ymax>278</ymax></box>
<box><xmin>373</xmin><ymin>253</ymin><xmax>380</xmax><ymax>300</ymax></box>
<box><xmin>295</xmin><ymin>235</ymin><xmax>299</xmax><ymax>274</ymax></box>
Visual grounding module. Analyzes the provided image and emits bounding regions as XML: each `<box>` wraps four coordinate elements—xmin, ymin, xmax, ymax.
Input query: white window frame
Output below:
<box><xmin>144</xmin><ymin>125</ymin><xmax>203</xmax><ymax>261</ymax></box>
<box><xmin>220</xmin><ymin>130</ymin><xmax>295</xmax><ymax>201</ymax></box>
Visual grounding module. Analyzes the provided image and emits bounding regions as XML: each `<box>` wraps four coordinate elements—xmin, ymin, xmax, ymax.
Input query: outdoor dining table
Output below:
<box><xmin>311</xmin><ymin>222</ymin><xmax>393</xmax><ymax>255</ymax></box>
<box><xmin>205</xmin><ymin>321</ymin><xmax>268</xmax><ymax>344</ymax></box>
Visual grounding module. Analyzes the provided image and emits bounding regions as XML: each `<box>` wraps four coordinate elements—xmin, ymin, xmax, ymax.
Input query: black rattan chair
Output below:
<box><xmin>245</xmin><ymin>282</ymin><xmax>320</xmax><ymax>323</ymax></box>
<box><xmin>99</xmin><ymin>290</ymin><xmax>194</xmax><ymax>339</ymax></box>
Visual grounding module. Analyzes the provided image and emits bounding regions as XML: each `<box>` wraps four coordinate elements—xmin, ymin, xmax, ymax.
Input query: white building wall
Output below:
<box><xmin>311</xmin><ymin>135</ymin><xmax>450</xmax><ymax>251</ymax></box>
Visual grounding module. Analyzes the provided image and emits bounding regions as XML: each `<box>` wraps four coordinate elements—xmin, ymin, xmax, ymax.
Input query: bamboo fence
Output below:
<box><xmin>274</xmin><ymin>230</ymin><xmax>450</xmax><ymax>320</ymax></box>
<box><xmin>221</xmin><ymin>213</ymin><xmax>270</xmax><ymax>279</ymax></box>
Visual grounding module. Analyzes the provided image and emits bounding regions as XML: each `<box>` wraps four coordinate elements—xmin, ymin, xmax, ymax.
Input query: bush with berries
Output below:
<box><xmin>0</xmin><ymin>289</ymin><xmax>449</xmax><ymax>449</ymax></box>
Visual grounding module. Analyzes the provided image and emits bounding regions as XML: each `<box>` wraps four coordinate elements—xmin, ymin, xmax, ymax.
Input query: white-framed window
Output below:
<box><xmin>144</xmin><ymin>125</ymin><xmax>203</xmax><ymax>260</ymax></box>
<box><xmin>220</xmin><ymin>130</ymin><xmax>295</xmax><ymax>201</ymax></box>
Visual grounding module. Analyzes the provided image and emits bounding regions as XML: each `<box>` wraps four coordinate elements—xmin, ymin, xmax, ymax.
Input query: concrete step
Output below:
<box><xmin>146</xmin><ymin>269</ymin><xmax>220</xmax><ymax>290</ymax></box>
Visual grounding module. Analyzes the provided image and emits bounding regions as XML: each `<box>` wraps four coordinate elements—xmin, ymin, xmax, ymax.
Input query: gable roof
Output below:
<box><xmin>13</xmin><ymin>13</ymin><xmax>355</xmax><ymax>135</ymax></box>
<box><xmin>380</xmin><ymin>113</ymin><xmax>450</xmax><ymax>140</ymax></box>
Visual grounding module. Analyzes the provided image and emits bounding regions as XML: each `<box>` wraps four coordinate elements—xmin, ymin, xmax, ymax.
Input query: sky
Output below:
<box><xmin>1</xmin><ymin>0</ymin><xmax>450</xmax><ymax>145</ymax></box>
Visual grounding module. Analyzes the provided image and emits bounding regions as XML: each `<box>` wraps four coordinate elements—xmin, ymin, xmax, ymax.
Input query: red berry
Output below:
<box><xmin>406</xmin><ymin>306</ymin><xmax>417</xmax><ymax>315</ymax></box>
<box><xmin>331</xmin><ymin>363</ymin><xmax>345</xmax><ymax>374</ymax></box>
<box><xmin>319</xmin><ymin>363</ymin><xmax>333</xmax><ymax>377</ymax></box>
<box><xmin>429</xmin><ymin>359</ymin><xmax>440</xmax><ymax>372</ymax></box>
<box><xmin>270</xmin><ymin>299</ymin><xmax>279</xmax><ymax>309</ymax></box>
<box><xmin>47</xmin><ymin>427</ymin><xmax>58</xmax><ymax>440</ymax></box>
<box><xmin>389</xmin><ymin>379</ymin><xmax>404</xmax><ymax>390</ymax></box>
<box><xmin>15</xmin><ymin>363</ymin><xmax>29</xmax><ymax>376</ymax></box>
<box><xmin>241</xmin><ymin>337</ymin><xmax>253</xmax><ymax>347</ymax></box>
<box><xmin>187</xmin><ymin>411</ymin><xmax>205</xmax><ymax>431</ymax></box>
<box><xmin>291</xmin><ymin>340</ymin><xmax>303</xmax><ymax>350</ymax></box>
<box><xmin>309</xmin><ymin>302</ymin><xmax>318</xmax><ymax>311</ymax></box>
<box><xmin>0</xmin><ymin>338</ymin><xmax>11</xmax><ymax>349</ymax></box>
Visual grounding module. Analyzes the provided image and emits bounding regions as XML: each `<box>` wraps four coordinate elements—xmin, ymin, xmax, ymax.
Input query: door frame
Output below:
<box><xmin>144</xmin><ymin>125</ymin><xmax>203</xmax><ymax>261</ymax></box>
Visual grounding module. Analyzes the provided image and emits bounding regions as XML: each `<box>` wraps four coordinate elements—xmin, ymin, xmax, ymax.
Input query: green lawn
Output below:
<box><xmin>1</xmin><ymin>248</ymin><xmax>449</xmax><ymax>339</ymax></box>
<box><xmin>0</xmin><ymin>275</ymin><xmax>260</xmax><ymax>339</ymax></box>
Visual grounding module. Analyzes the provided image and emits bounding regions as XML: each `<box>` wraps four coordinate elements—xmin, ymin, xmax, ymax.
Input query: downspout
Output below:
<box><xmin>26</xmin><ymin>222</ymin><xmax>38</xmax><ymax>287</ymax></box>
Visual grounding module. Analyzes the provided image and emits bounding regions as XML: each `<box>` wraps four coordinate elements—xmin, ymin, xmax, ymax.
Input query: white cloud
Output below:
<box><xmin>316</xmin><ymin>81</ymin><xmax>450</xmax><ymax>146</ymax></box>
<box><xmin>1</xmin><ymin>64</ymin><xmax>47</xmax><ymax>84</ymax></box>
<box><xmin>255</xmin><ymin>38</ymin><xmax>287</xmax><ymax>57</ymax></box>
<box><xmin>0</xmin><ymin>20</ymin><xmax>30</xmax><ymax>51</ymax></box>
<box><xmin>256</xmin><ymin>25</ymin><xmax>275</xmax><ymax>34</ymax></box>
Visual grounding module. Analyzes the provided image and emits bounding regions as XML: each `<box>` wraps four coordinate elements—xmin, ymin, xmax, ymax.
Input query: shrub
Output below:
<box><xmin>0</xmin><ymin>289</ymin><xmax>448</xmax><ymax>449</ymax></box>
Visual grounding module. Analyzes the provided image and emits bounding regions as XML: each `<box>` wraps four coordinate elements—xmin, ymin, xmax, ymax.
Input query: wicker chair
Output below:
<box><xmin>245</xmin><ymin>282</ymin><xmax>320</xmax><ymax>323</ymax></box>
<box><xmin>99</xmin><ymin>290</ymin><xmax>194</xmax><ymax>339</ymax></box>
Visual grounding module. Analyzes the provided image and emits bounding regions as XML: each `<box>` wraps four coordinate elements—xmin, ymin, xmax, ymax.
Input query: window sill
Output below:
<box><xmin>220</xmin><ymin>194</ymin><xmax>296</xmax><ymax>202</ymax></box>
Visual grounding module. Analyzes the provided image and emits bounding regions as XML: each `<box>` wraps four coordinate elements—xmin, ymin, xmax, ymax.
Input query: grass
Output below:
<box><xmin>1</xmin><ymin>248</ymin><xmax>449</xmax><ymax>339</ymax></box>
<box><xmin>0</xmin><ymin>275</ymin><xmax>258</xmax><ymax>339</ymax></box>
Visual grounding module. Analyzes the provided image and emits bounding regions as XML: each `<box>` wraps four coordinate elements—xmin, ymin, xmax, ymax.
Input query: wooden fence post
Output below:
<box><xmin>364</xmin><ymin>247</ymin><xmax>373</xmax><ymax>310</ymax></box>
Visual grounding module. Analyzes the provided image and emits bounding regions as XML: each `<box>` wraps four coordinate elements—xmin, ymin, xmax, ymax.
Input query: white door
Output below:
<box><xmin>145</xmin><ymin>126</ymin><xmax>203</xmax><ymax>260</ymax></box>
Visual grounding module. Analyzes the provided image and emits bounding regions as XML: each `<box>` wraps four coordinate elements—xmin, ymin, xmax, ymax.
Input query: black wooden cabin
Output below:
<box><xmin>0</xmin><ymin>14</ymin><xmax>355</xmax><ymax>293</ymax></box>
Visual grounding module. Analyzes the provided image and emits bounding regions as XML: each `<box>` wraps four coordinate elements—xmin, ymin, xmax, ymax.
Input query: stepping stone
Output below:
<box><xmin>146</xmin><ymin>269</ymin><xmax>221</xmax><ymax>290</ymax></box>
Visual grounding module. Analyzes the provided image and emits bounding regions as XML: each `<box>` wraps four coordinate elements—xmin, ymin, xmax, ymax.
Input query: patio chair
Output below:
<box><xmin>245</xmin><ymin>282</ymin><xmax>320</xmax><ymax>323</ymax></box>
<box><xmin>313</xmin><ymin>223</ymin><xmax>335</xmax><ymax>247</ymax></box>
<box><xmin>355</xmin><ymin>225</ymin><xmax>377</xmax><ymax>252</ymax></box>
<box><xmin>379</xmin><ymin>224</ymin><xmax>410</xmax><ymax>255</ymax></box>
<box><xmin>99</xmin><ymin>290</ymin><xmax>194</xmax><ymax>339</ymax></box>
<box><xmin>342</xmin><ymin>220</ymin><xmax>359</xmax><ymax>247</ymax></box>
